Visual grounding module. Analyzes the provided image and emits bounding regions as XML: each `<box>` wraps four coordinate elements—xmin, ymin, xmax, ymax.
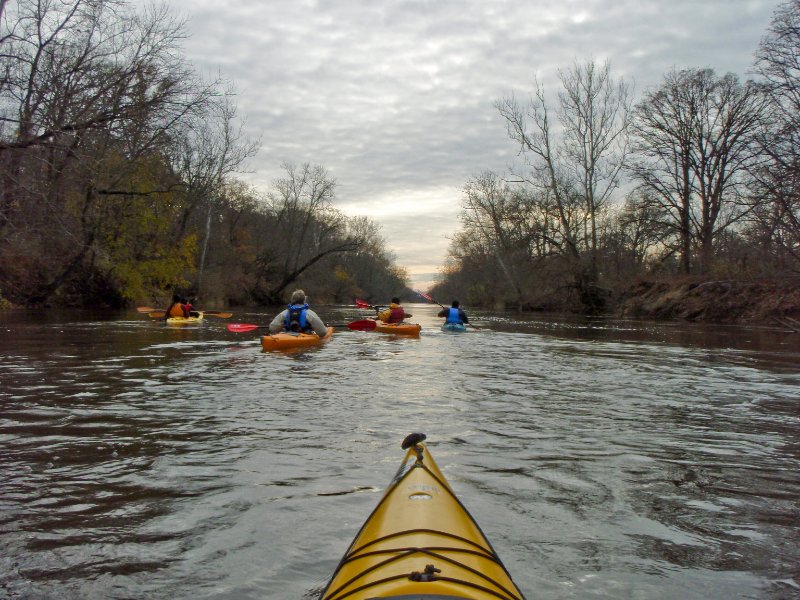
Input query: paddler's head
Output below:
<box><xmin>290</xmin><ymin>289</ymin><xmax>306</xmax><ymax>305</ymax></box>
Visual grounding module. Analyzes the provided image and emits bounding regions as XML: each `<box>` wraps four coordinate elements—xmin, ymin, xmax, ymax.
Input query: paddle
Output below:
<box><xmin>227</xmin><ymin>320</ymin><xmax>377</xmax><ymax>334</ymax></box>
<box><xmin>227</xmin><ymin>323</ymin><xmax>266</xmax><ymax>333</ymax></box>
<box><xmin>415</xmin><ymin>290</ymin><xmax>446</xmax><ymax>309</ymax></box>
<box><xmin>355</xmin><ymin>298</ymin><xmax>387</xmax><ymax>311</ymax></box>
<box><xmin>147</xmin><ymin>310</ymin><xmax>232</xmax><ymax>319</ymax></box>
<box><xmin>346</xmin><ymin>319</ymin><xmax>377</xmax><ymax>331</ymax></box>
<box><xmin>137</xmin><ymin>306</ymin><xmax>157</xmax><ymax>313</ymax></box>
<box><xmin>415</xmin><ymin>290</ymin><xmax>481</xmax><ymax>330</ymax></box>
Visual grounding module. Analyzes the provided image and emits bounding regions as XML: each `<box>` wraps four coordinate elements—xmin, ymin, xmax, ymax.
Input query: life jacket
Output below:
<box><xmin>388</xmin><ymin>304</ymin><xmax>405</xmax><ymax>323</ymax></box>
<box><xmin>284</xmin><ymin>303</ymin><xmax>311</xmax><ymax>332</ymax></box>
<box><xmin>168</xmin><ymin>303</ymin><xmax>186</xmax><ymax>318</ymax></box>
<box><xmin>445</xmin><ymin>307</ymin><xmax>463</xmax><ymax>324</ymax></box>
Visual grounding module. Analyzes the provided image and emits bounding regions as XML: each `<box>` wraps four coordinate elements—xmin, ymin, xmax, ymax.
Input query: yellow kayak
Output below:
<box><xmin>319</xmin><ymin>434</ymin><xmax>525</xmax><ymax>600</ymax></box>
<box><xmin>261</xmin><ymin>326</ymin><xmax>334</xmax><ymax>351</ymax></box>
<box><xmin>165</xmin><ymin>312</ymin><xmax>204</xmax><ymax>325</ymax></box>
<box><xmin>373</xmin><ymin>322</ymin><xmax>422</xmax><ymax>336</ymax></box>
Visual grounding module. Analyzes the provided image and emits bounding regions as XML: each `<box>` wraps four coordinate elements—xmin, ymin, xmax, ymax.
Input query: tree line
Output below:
<box><xmin>431</xmin><ymin>0</ymin><xmax>800</xmax><ymax>313</ymax></box>
<box><xmin>0</xmin><ymin>0</ymin><xmax>408</xmax><ymax>308</ymax></box>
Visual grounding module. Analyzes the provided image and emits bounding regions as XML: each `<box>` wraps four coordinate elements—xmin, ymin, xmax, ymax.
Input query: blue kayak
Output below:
<box><xmin>442</xmin><ymin>322</ymin><xmax>467</xmax><ymax>332</ymax></box>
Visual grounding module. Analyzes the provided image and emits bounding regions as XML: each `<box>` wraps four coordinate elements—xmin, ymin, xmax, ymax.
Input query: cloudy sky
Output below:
<box><xmin>154</xmin><ymin>0</ymin><xmax>778</xmax><ymax>288</ymax></box>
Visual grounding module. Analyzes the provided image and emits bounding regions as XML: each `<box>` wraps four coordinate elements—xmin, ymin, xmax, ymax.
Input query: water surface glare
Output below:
<box><xmin>1</xmin><ymin>306</ymin><xmax>798</xmax><ymax>599</ymax></box>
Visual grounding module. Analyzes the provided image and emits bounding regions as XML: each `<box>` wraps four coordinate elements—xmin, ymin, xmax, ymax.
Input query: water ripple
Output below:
<box><xmin>0</xmin><ymin>307</ymin><xmax>798</xmax><ymax>599</ymax></box>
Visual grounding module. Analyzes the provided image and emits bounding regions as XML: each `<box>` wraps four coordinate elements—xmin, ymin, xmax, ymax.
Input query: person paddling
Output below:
<box><xmin>183</xmin><ymin>296</ymin><xmax>200</xmax><ymax>317</ymax></box>
<box><xmin>164</xmin><ymin>294</ymin><xmax>189</xmax><ymax>320</ymax></box>
<box><xmin>438</xmin><ymin>300</ymin><xmax>468</xmax><ymax>326</ymax></box>
<box><xmin>269</xmin><ymin>289</ymin><xmax>329</xmax><ymax>336</ymax></box>
<box><xmin>377</xmin><ymin>297</ymin><xmax>412</xmax><ymax>323</ymax></box>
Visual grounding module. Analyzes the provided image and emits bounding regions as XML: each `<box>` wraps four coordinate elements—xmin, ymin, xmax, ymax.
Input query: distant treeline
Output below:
<box><xmin>431</xmin><ymin>0</ymin><xmax>800</xmax><ymax>313</ymax></box>
<box><xmin>0</xmin><ymin>0</ymin><xmax>407</xmax><ymax>308</ymax></box>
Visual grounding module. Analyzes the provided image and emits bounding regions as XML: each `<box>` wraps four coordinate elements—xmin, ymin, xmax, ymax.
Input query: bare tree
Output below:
<box><xmin>751</xmin><ymin>0</ymin><xmax>800</xmax><ymax>270</ymax></box>
<box><xmin>630</xmin><ymin>68</ymin><xmax>768</xmax><ymax>274</ymax></box>
<box><xmin>558</xmin><ymin>61</ymin><xmax>632</xmax><ymax>259</ymax></box>
<box><xmin>461</xmin><ymin>172</ymin><xmax>527</xmax><ymax>308</ymax></box>
<box><xmin>250</xmin><ymin>162</ymin><xmax>362</xmax><ymax>303</ymax></box>
<box><xmin>325</xmin><ymin>216</ymin><xmax>408</xmax><ymax>303</ymax></box>
<box><xmin>0</xmin><ymin>0</ymin><xmax>219</xmax><ymax>303</ymax></box>
<box><xmin>0</xmin><ymin>1</ymin><xmax>205</xmax><ymax>147</ymax></box>
<box><xmin>165</xmin><ymin>90</ymin><xmax>260</xmax><ymax>295</ymax></box>
<box><xmin>615</xmin><ymin>190</ymin><xmax>675</xmax><ymax>271</ymax></box>
<box><xmin>496</xmin><ymin>59</ymin><xmax>630</xmax><ymax>309</ymax></box>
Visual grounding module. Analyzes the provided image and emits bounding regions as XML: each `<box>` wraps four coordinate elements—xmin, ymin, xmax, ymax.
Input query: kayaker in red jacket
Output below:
<box><xmin>182</xmin><ymin>297</ymin><xmax>200</xmax><ymax>317</ymax></box>
<box><xmin>378</xmin><ymin>297</ymin><xmax>411</xmax><ymax>323</ymax></box>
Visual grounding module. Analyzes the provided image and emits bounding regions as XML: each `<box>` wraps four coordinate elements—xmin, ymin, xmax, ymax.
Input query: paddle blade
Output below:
<box><xmin>137</xmin><ymin>306</ymin><xmax>157</xmax><ymax>313</ymax></box>
<box><xmin>148</xmin><ymin>311</ymin><xmax>166</xmax><ymax>319</ymax></box>
<box><xmin>355</xmin><ymin>299</ymin><xmax>371</xmax><ymax>309</ymax></box>
<box><xmin>415</xmin><ymin>290</ymin><xmax>434</xmax><ymax>303</ymax></box>
<box><xmin>203</xmin><ymin>311</ymin><xmax>233</xmax><ymax>318</ymax></box>
<box><xmin>227</xmin><ymin>323</ymin><xmax>262</xmax><ymax>333</ymax></box>
<box><xmin>347</xmin><ymin>319</ymin><xmax>377</xmax><ymax>331</ymax></box>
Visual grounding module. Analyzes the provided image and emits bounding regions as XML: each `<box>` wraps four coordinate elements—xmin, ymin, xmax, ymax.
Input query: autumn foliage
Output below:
<box><xmin>0</xmin><ymin>0</ymin><xmax>406</xmax><ymax>307</ymax></box>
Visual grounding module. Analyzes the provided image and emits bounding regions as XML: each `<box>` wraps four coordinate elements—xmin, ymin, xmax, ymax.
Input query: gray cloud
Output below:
<box><xmin>154</xmin><ymin>0</ymin><xmax>778</xmax><ymax>285</ymax></box>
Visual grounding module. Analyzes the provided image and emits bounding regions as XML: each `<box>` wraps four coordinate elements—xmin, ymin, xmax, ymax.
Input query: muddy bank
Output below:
<box><xmin>617</xmin><ymin>278</ymin><xmax>800</xmax><ymax>326</ymax></box>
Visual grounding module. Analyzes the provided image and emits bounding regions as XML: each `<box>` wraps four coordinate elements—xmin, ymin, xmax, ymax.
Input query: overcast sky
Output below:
<box><xmin>153</xmin><ymin>0</ymin><xmax>779</xmax><ymax>288</ymax></box>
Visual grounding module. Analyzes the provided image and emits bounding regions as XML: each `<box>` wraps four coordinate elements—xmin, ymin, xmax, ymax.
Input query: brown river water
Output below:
<box><xmin>1</xmin><ymin>304</ymin><xmax>799</xmax><ymax>599</ymax></box>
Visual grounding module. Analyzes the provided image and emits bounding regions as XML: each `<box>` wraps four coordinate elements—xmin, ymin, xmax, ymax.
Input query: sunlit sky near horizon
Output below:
<box><xmin>150</xmin><ymin>0</ymin><xmax>778</xmax><ymax>290</ymax></box>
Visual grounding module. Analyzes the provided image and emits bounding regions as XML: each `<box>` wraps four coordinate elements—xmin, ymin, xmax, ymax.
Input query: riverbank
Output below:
<box><xmin>5</xmin><ymin>277</ymin><xmax>799</xmax><ymax>330</ymax></box>
<box><xmin>617</xmin><ymin>277</ymin><xmax>800</xmax><ymax>327</ymax></box>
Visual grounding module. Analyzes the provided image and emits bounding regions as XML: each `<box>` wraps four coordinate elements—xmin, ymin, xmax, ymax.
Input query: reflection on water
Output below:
<box><xmin>1</xmin><ymin>306</ymin><xmax>798</xmax><ymax>599</ymax></box>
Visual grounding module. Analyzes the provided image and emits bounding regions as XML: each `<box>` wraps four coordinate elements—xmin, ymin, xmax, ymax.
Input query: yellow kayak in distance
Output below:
<box><xmin>318</xmin><ymin>433</ymin><xmax>525</xmax><ymax>600</ymax></box>
<box><xmin>261</xmin><ymin>326</ymin><xmax>334</xmax><ymax>351</ymax></box>
<box><xmin>165</xmin><ymin>312</ymin><xmax>204</xmax><ymax>326</ymax></box>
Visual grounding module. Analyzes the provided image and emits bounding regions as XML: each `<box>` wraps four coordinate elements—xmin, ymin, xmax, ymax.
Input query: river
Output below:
<box><xmin>1</xmin><ymin>305</ymin><xmax>798</xmax><ymax>599</ymax></box>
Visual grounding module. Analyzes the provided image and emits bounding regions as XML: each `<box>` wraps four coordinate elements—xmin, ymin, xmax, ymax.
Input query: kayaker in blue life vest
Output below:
<box><xmin>268</xmin><ymin>289</ymin><xmax>329</xmax><ymax>336</ymax></box>
<box><xmin>437</xmin><ymin>300</ymin><xmax>469</xmax><ymax>325</ymax></box>
<box><xmin>377</xmin><ymin>297</ymin><xmax>412</xmax><ymax>323</ymax></box>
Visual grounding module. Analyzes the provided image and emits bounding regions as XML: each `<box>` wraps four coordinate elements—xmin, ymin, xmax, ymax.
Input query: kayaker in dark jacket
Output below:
<box><xmin>438</xmin><ymin>300</ymin><xmax>468</xmax><ymax>325</ymax></box>
<box><xmin>377</xmin><ymin>297</ymin><xmax>412</xmax><ymax>323</ymax></box>
<box><xmin>268</xmin><ymin>289</ymin><xmax>329</xmax><ymax>336</ymax></box>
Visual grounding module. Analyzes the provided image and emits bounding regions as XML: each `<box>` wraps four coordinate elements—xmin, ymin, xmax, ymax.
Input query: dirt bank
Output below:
<box><xmin>618</xmin><ymin>278</ymin><xmax>800</xmax><ymax>327</ymax></box>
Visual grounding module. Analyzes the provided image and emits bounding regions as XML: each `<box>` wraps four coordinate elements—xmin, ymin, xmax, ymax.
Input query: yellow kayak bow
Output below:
<box><xmin>319</xmin><ymin>433</ymin><xmax>525</xmax><ymax>600</ymax></box>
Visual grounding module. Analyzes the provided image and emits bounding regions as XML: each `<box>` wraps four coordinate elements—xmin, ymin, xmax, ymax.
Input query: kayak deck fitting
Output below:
<box><xmin>318</xmin><ymin>433</ymin><xmax>525</xmax><ymax>600</ymax></box>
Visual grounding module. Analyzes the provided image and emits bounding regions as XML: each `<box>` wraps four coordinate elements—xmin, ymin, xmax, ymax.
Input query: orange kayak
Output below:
<box><xmin>373</xmin><ymin>322</ymin><xmax>421</xmax><ymax>336</ymax></box>
<box><xmin>260</xmin><ymin>327</ymin><xmax>333</xmax><ymax>351</ymax></box>
<box><xmin>318</xmin><ymin>433</ymin><xmax>525</xmax><ymax>599</ymax></box>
